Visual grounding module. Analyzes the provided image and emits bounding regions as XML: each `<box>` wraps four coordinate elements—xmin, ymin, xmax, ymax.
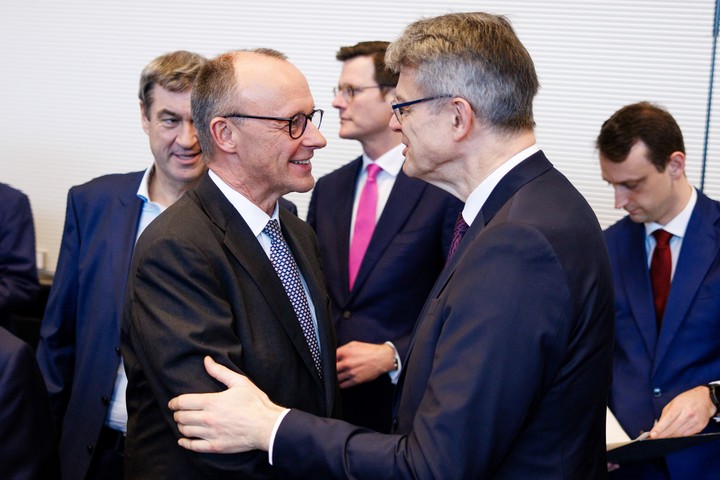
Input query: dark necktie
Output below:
<box><xmin>263</xmin><ymin>219</ymin><xmax>323</xmax><ymax>377</ymax></box>
<box><xmin>446</xmin><ymin>213</ymin><xmax>469</xmax><ymax>264</ymax></box>
<box><xmin>650</xmin><ymin>229</ymin><xmax>673</xmax><ymax>329</ymax></box>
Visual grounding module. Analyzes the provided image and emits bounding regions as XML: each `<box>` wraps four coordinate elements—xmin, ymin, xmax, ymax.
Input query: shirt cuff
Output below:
<box><xmin>268</xmin><ymin>408</ymin><xmax>291</xmax><ymax>466</ymax></box>
<box><xmin>384</xmin><ymin>341</ymin><xmax>402</xmax><ymax>384</ymax></box>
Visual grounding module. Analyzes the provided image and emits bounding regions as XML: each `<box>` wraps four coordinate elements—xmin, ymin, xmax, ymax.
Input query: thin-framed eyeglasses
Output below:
<box><xmin>391</xmin><ymin>95</ymin><xmax>453</xmax><ymax>123</ymax></box>
<box><xmin>333</xmin><ymin>84</ymin><xmax>390</xmax><ymax>103</ymax></box>
<box><xmin>222</xmin><ymin>109</ymin><xmax>324</xmax><ymax>139</ymax></box>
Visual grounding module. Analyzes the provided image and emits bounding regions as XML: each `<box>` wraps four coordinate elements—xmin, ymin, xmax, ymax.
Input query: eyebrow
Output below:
<box><xmin>157</xmin><ymin>109</ymin><xmax>182</xmax><ymax>118</ymax></box>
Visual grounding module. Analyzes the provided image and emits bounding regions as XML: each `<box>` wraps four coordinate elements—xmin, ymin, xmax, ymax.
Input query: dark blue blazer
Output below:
<box><xmin>0</xmin><ymin>183</ymin><xmax>40</xmax><ymax>329</ymax></box>
<box><xmin>36</xmin><ymin>171</ymin><xmax>145</xmax><ymax>480</ymax></box>
<box><xmin>36</xmin><ymin>171</ymin><xmax>298</xmax><ymax>480</ymax></box>
<box><xmin>605</xmin><ymin>190</ymin><xmax>720</xmax><ymax>479</ymax></box>
<box><xmin>0</xmin><ymin>326</ymin><xmax>59</xmax><ymax>479</ymax></box>
<box><xmin>274</xmin><ymin>151</ymin><xmax>615</xmax><ymax>479</ymax></box>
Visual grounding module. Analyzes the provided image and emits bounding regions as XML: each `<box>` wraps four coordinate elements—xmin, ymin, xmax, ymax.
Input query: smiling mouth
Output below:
<box><xmin>290</xmin><ymin>159</ymin><xmax>311</xmax><ymax>165</ymax></box>
<box><xmin>174</xmin><ymin>152</ymin><xmax>201</xmax><ymax>160</ymax></box>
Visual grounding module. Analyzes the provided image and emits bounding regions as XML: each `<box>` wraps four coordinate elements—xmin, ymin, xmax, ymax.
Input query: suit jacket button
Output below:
<box><xmin>391</xmin><ymin>418</ymin><xmax>398</xmax><ymax>432</ymax></box>
<box><xmin>342</xmin><ymin>310</ymin><xmax>351</xmax><ymax>319</ymax></box>
<box><xmin>101</xmin><ymin>395</ymin><xmax>110</xmax><ymax>406</ymax></box>
<box><xmin>86</xmin><ymin>444</ymin><xmax>94</xmax><ymax>454</ymax></box>
<box><xmin>652</xmin><ymin>388</ymin><xmax>662</xmax><ymax>397</ymax></box>
<box><xmin>115</xmin><ymin>346</ymin><xmax>121</xmax><ymax>355</ymax></box>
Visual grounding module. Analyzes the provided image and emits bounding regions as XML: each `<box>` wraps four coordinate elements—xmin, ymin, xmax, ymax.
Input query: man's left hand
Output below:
<box><xmin>649</xmin><ymin>386</ymin><xmax>715</xmax><ymax>439</ymax></box>
<box><xmin>336</xmin><ymin>341</ymin><xmax>396</xmax><ymax>388</ymax></box>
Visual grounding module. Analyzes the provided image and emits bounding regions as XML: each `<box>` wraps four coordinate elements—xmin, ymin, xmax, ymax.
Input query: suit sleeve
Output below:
<box><xmin>0</xmin><ymin>329</ymin><xmax>59</xmax><ymax>480</ymax></box>
<box><xmin>123</xmin><ymin>234</ymin><xmax>271</xmax><ymax>476</ymax></box>
<box><xmin>0</xmin><ymin>189</ymin><xmax>39</xmax><ymax>317</ymax></box>
<box><xmin>35</xmin><ymin>190</ymin><xmax>81</xmax><ymax>427</ymax></box>
<box><xmin>274</xmin><ymin>223</ymin><xmax>572</xmax><ymax>479</ymax></box>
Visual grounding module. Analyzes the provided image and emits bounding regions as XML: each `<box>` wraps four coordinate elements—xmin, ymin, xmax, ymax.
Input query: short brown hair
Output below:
<box><xmin>336</xmin><ymin>41</ymin><xmax>398</xmax><ymax>89</ymax></box>
<box><xmin>139</xmin><ymin>50</ymin><xmax>207</xmax><ymax>118</ymax></box>
<box><xmin>596</xmin><ymin>102</ymin><xmax>685</xmax><ymax>172</ymax></box>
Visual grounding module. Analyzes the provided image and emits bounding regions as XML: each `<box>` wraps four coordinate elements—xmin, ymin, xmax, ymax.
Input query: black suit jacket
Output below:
<box><xmin>307</xmin><ymin>156</ymin><xmax>461</xmax><ymax>430</ymax></box>
<box><xmin>273</xmin><ymin>151</ymin><xmax>615</xmax><ymax>479</ymax></box>
<box><xmin>121</xmin><ymin>173</ymin><xmax>337</xmax><ymax>479</ymax></box>
<box><xmin>0</xmin><ymin>327</ymin><xmax>59</xmax><ymax>480</ymax></box>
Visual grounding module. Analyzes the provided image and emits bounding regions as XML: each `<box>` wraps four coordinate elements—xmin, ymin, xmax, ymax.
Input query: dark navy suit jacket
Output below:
<box><xmin>307</xmin><ymin>156</ymin><xmax>461</xmax><ymax>430</ymax></box>
<box><xmin>36</xmin><ymin>171</ymin><xmax>145</xmax><ymax>480</ymax></box>
<box><xmin>274</xmin><ymin>151</ymin><xmax>615</xmax><ymax>479</ymax></box>
<box><xmin>605</xmin><ymin>190</ymin><xmax>720</xmax><ymax>480</ymax></box>
<box><xmin>0</xmin><ymin>326</ymin><xmax>59</xmax><ymax>479</ymax></box>
<box><xmin>0</xmin><ymin>183</ymin><xmax>39</xmax><ymax>329</ymax></box>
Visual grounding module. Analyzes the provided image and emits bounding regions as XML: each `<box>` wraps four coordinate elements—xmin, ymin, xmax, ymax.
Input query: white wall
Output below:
<box><xmin>1</xmin><ymin>0</ymin><xmax>717</xmax><ymax>272</ymax></box>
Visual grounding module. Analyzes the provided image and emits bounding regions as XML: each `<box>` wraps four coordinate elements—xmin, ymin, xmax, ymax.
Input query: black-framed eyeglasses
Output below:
<box><xmin>222</xmin><ymin>109</ymin><xmax>324</xmax><ymax>139</ymax></box>
<box><xmin>391</xmin><ymin>95</ymin><xmax>453</xmax><ymax>123</ymax></box>
<box><xmin>333</xmin><ymin>84</ymin><xmax>391</xmax><ymax>103</ymax></box>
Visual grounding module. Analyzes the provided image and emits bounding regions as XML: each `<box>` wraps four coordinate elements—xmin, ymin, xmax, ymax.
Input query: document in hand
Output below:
<box><xmin>605</xmin><ymin>408</ymin><xmax>720</xmax><ymax>464</ymax></box>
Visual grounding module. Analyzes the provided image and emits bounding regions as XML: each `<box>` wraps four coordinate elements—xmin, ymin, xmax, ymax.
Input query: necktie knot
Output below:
<box><xmin>653</xmin><ymin>229</ymin><xmax>672</xmax><ymax>246</ymax></box>
<box><xmin>366</xmin><ymin>163</ymin><xmax>382</xmax><ymax>181</ymax></box>
<box><xmin>263</xmin><ymin>219</ymin><xmax>283</xmax><ymax>243</ymax></box>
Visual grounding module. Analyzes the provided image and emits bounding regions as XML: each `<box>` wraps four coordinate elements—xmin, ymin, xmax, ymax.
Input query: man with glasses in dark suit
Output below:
<box><xmin>122</xmin><ymin>48</ymin><xmax>338</xmax><ymax>479</ymax></box>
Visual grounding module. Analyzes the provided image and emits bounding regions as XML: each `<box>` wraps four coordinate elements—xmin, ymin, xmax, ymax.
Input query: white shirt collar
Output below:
<box><xmin>361</xmin><ymin>144</ymin><xmax>404</xmax><ymax>177</ymax></box>
<box><xmin>136</xmin><ymin>164</ymin><xmax>155</xmax><ymax>202</ymax></box>
<box><xmin>462</xmin><ymin>145</ymin><xmax>540</xmax><ymax>226</ymax></box>
<box><xmin>645</xmin><ymin>186</ymin><xmax>697</xmax><ymax>240</ymax></box>
<box><xmin>208</xmin><ymin>169</ymin><xmax>279</xmax><ymax>236</ymax></box>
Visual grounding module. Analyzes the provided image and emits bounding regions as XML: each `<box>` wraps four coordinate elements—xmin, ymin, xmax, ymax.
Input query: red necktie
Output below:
<box><xmin>650</xmin><ymin>229</ymin><xmax>673</xmax><ymax>329</ymax></box>
<box><xmin>348</xmin><ymin>163</ymin><xmax>382</xmax><ymax>289</ymax></box>
<box><xmin>446</xmin><ymin>213</ymin><xmax>469</xmax><ymax>264</ymax></box>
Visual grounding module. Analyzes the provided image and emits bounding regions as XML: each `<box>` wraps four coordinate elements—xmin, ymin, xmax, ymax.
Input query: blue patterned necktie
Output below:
<box><xmin>263</xmin><ymin>219</ymin><xmax>323</xmax><ymax>377</ymax></box>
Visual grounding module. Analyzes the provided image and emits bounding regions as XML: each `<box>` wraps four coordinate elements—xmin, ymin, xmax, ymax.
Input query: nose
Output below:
<box><xmin>389</xmin><ymin>111</ymin><xmax>402</xmax><ymax>132</ymax></box>
<box><xmin>302</xmin><ymin>120</ymin><xmax>328</xmax><ymax>149</ymax></box>
<box><xmin>613</xmin><ymin>187</ymin><xmax>628</xmax><ymax>210</ymax></box>
<box><xmin>178</xmin><ymin>120</ymin><xmax>198</xmax><ymax>148</ymax></box>
<box><xmin>332</xmin><ymin>91</ymin><xmax>346</xmax><ymax>110</ymax></box>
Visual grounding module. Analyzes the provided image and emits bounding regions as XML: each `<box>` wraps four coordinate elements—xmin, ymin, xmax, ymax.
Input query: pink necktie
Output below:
<box><xmin>348</xmin><ymin>163</ymin><xmax>382</xmax><ymax>289</ymax></box>
<box><xmin>650</xmin><ymin>229</ymin><xmax>673</xmax><ymax>329</ymax></box>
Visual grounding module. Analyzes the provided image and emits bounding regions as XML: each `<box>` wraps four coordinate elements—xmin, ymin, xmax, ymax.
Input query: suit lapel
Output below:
<box><xmin>617</xmin><ymin>222</ymin><xmax>658</xmax><ymax>358</ymax></box>
<box><xmin>350</xmin><ymin>171</ymin><xmax>426</xmax><ymax>296</ymax></box>
<box><xmin>327</xmin><ymin>158</ymin><xmax>361</xmax><ymax>301</ymax></box>
<box><xmin>111</xmin><ymin>172</ymin><xmax>144</xmax><ymax>334</ymax></box>
<box><xmin>654</xmin><ymin>193</ymin><xmax>720</xmax><ymax>372</ymax></box>
<box><xmin>193</xmin><ymin>175</ymin><xmax>325</xmax><ymax>390</ymax></box>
